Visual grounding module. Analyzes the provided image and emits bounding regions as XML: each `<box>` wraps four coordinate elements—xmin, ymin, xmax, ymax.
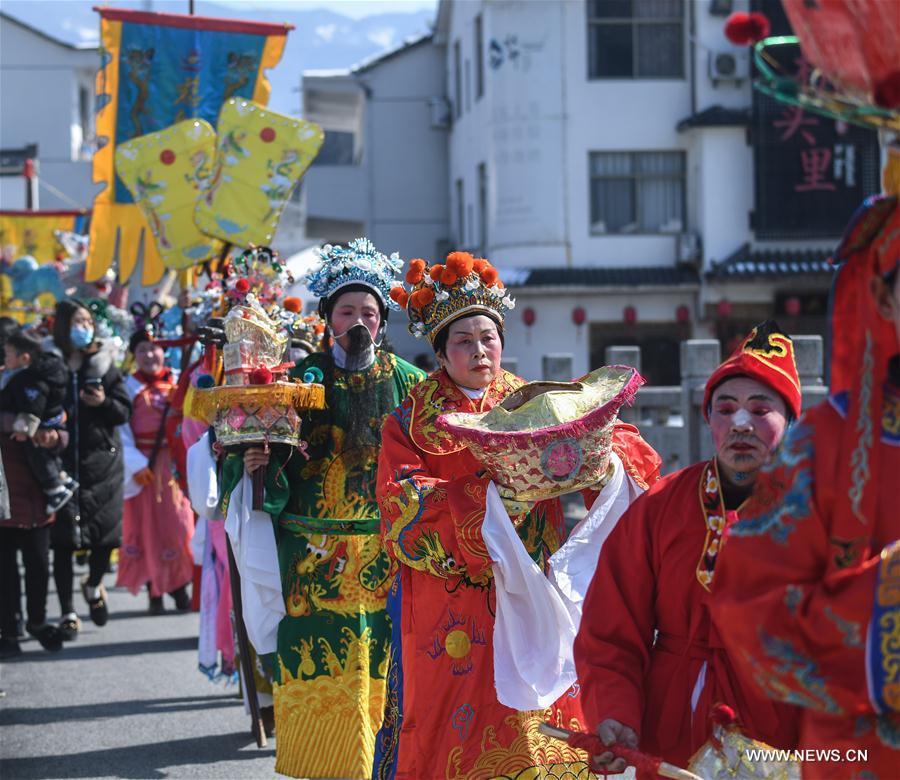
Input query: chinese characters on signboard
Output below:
<box><xmin>751</xmin><ymin>3</ymin><xmax>880</xmax><ymax>238</ymax></box>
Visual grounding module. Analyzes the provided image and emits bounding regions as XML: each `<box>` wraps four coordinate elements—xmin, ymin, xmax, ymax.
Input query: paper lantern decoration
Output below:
<box><xmin>785</xmin><ymin>296</ymin><xmax>802</xmax><ymax>316</ymax></box>
<box><xmin>572</xmin><ymin>306</ymin><xmax>586</xmax><ymax>326</ymax></box>
<box><xmin>115</xmin><ymin>119</ymin><xmax>225</xmax><ymax>270</ymax></box>
<box><xmin>522</xmin><ymin>307</ymin><xmax>536</xmax><ymax>327</ymax></box>
<box><xmin>194</xmin><ymin>98</ymin><xmax>324</xmax><ymax>246</ymax></box>
<box><xmin>676</xmin><ymin>304</ymin><xmax>691</xmax><ymax>323</ymax></box>
<box><xmin>623</xmin><ymin>305</ymin><xmax>637</xmax><ymax>325</ymax></box>
<box><xmin>717</xmin><ymin>299</ymin><xmax>733</xmax><ymax>318</ymax></box>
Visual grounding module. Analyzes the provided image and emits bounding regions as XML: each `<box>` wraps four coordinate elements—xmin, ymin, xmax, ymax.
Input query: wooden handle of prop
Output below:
<box><xmin>537</xmin><ymin>723</ymin><xmax>702</xmax><ymax>780</ymax></box>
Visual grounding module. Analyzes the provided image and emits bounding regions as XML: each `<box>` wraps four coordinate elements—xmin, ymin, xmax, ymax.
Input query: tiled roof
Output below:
<box><xmin>502</xmin><ymin>266</ymin><xmax>700</xmax><ymax>288</ymax></box>
<box><xmin>706</xmin><ymin>243</ymin><xmax>834</xmax><ymax>279</ymax></box>
<box><xmin>676</xmin><ymin>105</ymin><xmax>751</xmax><ymax>132</ymax></box>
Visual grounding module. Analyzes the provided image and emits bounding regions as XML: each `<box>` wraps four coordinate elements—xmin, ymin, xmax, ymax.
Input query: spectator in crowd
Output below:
<box><xmin>49</xmin><ymin>301</ymin><xmax>131</xmax><ymax>639</ymax></box>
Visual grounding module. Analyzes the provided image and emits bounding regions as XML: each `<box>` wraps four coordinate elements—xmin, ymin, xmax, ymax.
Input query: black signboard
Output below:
<box><xmin>751</xmin><ymin>0</ymin><xmax>881</xmax><ymax>239</ymax></box>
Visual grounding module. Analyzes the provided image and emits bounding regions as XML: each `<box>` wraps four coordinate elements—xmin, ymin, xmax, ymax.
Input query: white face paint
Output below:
<box><xmin>731</xmin><ymin>408</ymin><xmax>753</xmax><ymax>427</ymax></box>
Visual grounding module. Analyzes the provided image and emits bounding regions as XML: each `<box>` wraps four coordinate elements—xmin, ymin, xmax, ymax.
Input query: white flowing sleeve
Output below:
<box><xmin>223</xmin><ymin>472</ymin><xmax>285</xmax><ymax>655</ymax></box>
<box><xmin>482</xmin><ymin>482</ymin><xmax>578</xmax><ymax>711</ymax></box>
<box><xmin>119</xmin><ymin>422</ymin><xmax>148</xmax><ymax>501</ymax></box>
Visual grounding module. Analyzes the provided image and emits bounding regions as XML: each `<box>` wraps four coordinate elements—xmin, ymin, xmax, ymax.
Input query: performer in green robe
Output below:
<box><xmin>227</xmin><ymin>238</ymin><xmax>424</xmax><ymax>779</ymax></box>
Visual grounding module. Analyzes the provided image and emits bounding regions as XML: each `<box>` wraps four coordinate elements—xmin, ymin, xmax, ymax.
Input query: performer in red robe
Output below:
<box><xmin>375</xmin><ymin>253</ymin><xmax>661</xmax><ymax>779</ymax></box>
<box><xmin>712</xmin><ymin>193</ymin><xmax>900</xmax><ymax>779</ymax></box>
<box><xmin>574</xmin><ymin>320</ymin><xmax>803</xmax><ymax>773</ymax></box>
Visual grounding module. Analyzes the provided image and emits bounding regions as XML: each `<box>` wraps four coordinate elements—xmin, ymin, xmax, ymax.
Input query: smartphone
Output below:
<box><xmin>83</xmin><ymin>378</ymin><xmax>103</xmax><ymax>392</ymax></box>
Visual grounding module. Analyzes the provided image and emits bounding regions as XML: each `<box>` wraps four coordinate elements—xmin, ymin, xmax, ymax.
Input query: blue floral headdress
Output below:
<box><xmin>302</xmin><ymin>237</ymin><xmax>402</xmax><ymax>311</ymax></box>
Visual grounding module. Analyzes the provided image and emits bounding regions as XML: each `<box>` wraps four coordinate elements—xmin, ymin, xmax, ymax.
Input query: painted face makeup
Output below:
<box><xmin>709</xmin><ymin>376</ymin><xmax>790</xmax><ymax>486</ymax></box>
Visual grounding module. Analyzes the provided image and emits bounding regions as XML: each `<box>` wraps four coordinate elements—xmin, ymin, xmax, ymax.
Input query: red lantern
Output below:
<box><xmin>623</xmin><ymin>305</ymin><xmax>637</xmax><ymax>325</ymax></box>
<box><xmin>785</xmin><ymin>296</ymin><xmax>802</xmax><ymax>316</ymax></box>
<box><xmin>522</xmin><ymin>307</ymin><xmax>536</xmax><ymax>327</ymax></box>
<box><xmin>572</xmin><ymin>306</ymin><xmax>586</xmax><ymax>326</ymax></box>
<box><xmin>716</xmin><ymin>299</ymin><xmax>732</xmax><ymax>318</ymax></box>
<box><xmin>676</xmin><ymin>304</ymin><xmax>690</xmax><ymax>324</ymax></box>
<box><xmin>22</xmin><ymin>158</ymin><xmax>35</xmax><ymax>180</ymax></box>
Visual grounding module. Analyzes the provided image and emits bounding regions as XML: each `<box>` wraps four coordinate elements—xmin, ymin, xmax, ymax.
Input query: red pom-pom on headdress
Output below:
<box><xmin>445</xmin><ymin>251</ymin><xmax>475</xmax><ymax>277</ymax></box>
<box><xmin>440</xmin><ymin>268</ymin><xmax>458</xmax><ymax>286</ymax></box>
<box><xmin>472</xmin><ymin>258</ymin><xmax>488</xmax><ymax>274</ymax></box>
<box><xmin>480</xmin><ymin>266</ymin><xmax>499</xmax><ymax>286</ymax></box>
<box><xmin>235</xmin><ymin>278</ymin><xmax>251</xmax><ymax>294</ymax></box>
<box><xmin>411</xmin><ymin>287</ymin><xmax>435</xmax><ymax>310</ymax></box>
<box><xmin>429</xmin><ymin>264</ymin><xmax>445</xmax><ymax>281</ymax></box>
<box><xmin>409</xmin><ymin>258</ymin><xmax>426</xmax><ymax>273</ymax></box>
<box><xmin>283</xmin><ymin>297</ymin><xmax>302</xmax><ymax>313</ymax></box>
<box><xmin>406</xmin><ymin>267</ymin><xmax>424</xmax><ymax>285</ymax></box>
<box><xmin>390</xmin><ymin>286</ymin><xmax>409</xmax><ymax>308</ymax></box>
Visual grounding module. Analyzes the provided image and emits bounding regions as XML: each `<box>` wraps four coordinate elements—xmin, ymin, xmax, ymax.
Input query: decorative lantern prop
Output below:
<box><xmin>623</xmin><ymin>305</ymin><xmax>637</xmax><ymax>325</ymax></box>
<box><xmin>717</xmin><ymin>299</ymin><xmax>732</xmax><ymax>319</ymax></box>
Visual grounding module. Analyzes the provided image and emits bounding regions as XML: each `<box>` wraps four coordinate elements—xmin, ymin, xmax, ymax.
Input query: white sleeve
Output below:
<box><xmin>186</xmin><ymin>431</ymin><xmax>219</xmax><ymax>519</ymax></box>
<box><xmin>223</xmin><ymin>473</ymin><xmax>285</xmax><ymax>655</ymax></box>
<box><xmin>120</xmin><ymin>422</ymin><xmax>148</xmax><ymax>501</ymax></box>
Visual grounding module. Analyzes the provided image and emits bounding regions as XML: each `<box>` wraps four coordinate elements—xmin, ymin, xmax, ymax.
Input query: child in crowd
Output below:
<box><xmin>1</xmin><ymin>331</ymin><xmax>76</xmax><ymax>513</ymax></box>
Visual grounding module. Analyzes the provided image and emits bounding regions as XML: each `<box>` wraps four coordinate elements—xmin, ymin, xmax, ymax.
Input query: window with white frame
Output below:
<box><xmin>587</xmin><ymin>0</ymin><xmax>684</xmax><ymax>79</ymax></box>
<box><xmin>589</xmin><ymin>151</ymin><xmax>685</xmax><ymax>234</ymax></box>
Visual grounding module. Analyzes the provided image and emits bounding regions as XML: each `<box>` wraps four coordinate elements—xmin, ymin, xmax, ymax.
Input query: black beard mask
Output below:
<box><xmin>344</xmin><ymin>323</ymin><xmax>374</xmax><ymax>360</ymax></box>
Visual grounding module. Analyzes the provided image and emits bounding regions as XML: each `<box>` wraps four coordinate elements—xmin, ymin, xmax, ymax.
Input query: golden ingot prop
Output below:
<box><xmin>194</xmin><ymin>98</ymin><xmax>324</xmax><ymax>246</ymax></box>
<box><xmin>190</xmin><ymin>381</ymin><xmax>325</xmax><ymax>448</ymax></box>
<box><xmin>438</xmin><ymin>366</ymin><xmax>643</xmax><ymax>502</ymax></box>
<box><xmin>115</xmin><ymin>119</ymin><xmax>225</xmax><ymax>270</ymax></box>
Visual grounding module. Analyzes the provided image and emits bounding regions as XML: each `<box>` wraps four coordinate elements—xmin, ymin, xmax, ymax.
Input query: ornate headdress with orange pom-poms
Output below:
<box><xmin>390</xmin><ymin>251</ymin><xmax>515</xmax><ymax>343</ymax></box>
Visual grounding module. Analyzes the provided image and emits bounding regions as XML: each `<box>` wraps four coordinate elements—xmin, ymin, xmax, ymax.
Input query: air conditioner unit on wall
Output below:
<box><xmin>677</xmin><ymin>232</ymin><xmax>701</xmax><ymax>265</ymax></box>
<box><xmin>708</xmin><ymin>50</ymin><xmax>750</xmax><ymax>84</ymax></box>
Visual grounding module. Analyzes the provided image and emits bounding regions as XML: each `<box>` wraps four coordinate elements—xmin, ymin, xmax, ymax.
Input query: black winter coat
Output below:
<box><xmin>51</xmin><ymin>341</ymin><xmax>131</xmax><ymax>549</ymax></box>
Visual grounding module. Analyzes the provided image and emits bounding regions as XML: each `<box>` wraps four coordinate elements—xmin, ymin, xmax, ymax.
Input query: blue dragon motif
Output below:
<box><xmin>730</xmin><ymin>423</ymin><xmax>814</xmax><ymax>544</ymax></box>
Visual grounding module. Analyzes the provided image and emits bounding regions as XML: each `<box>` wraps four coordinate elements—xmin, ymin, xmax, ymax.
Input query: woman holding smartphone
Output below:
<box><xmin>49</xmin><ymin>301</ymin><xmax>131</xmax><ymax>639</ymax></box>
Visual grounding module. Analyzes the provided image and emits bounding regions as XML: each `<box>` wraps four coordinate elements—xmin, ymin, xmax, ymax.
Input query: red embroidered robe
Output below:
<box><xmin>712</xmin><ymin>386</ymin><xmax>900</xmax><ymax>779</ymax></box>
<box><xmin>574</xmin><ymin>459</ymin><xmax>799</xmax><ymax>771</ymax></box>
<box><xmin>377</xmin><ymin>368</ymin><xmax>660</xmax><ymax>779</ymax></box>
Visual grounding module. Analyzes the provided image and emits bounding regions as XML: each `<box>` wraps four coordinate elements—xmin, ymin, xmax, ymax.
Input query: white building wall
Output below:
<box><xmin>303</xmin><ymin>38</ymin><xmax>450</xmax><ymax>266</ymax></box>
<box><xmin>0</xmin><ymin>16</ymin><xmax>99</xmax><ymax>210</ymax></box>
<box><xmin>361</xmin><ymin>41</ymin><xmax>450</xmax><ymax>261</ymax></box>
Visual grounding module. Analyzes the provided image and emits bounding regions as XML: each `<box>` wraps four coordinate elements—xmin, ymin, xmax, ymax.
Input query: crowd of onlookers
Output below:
<box><xmin>0</xmin><ymin>303</ymin><xmax>132</xmax><ymax>658</ymax></box>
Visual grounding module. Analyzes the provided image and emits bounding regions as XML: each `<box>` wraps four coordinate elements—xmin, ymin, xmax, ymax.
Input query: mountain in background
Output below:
<box><xmin>1</xmin><ymin>1</ymin><xmax>436</xmax><ymax>115</ymax></box>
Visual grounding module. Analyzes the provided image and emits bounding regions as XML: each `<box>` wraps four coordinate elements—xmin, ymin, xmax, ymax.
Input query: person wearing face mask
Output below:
<box><xmin>49</xmin><ymin>300</ymin><xmax>131</xmax><ymax>639</ymax></box>
<box><xmin>234</xmin><ymin>238</ymin><xmax>425</xmax><ymax>779</ymax></box>
<box><xmin>373</xmin><ymin>253</ymin><xmax>661</xmax><ymax>779</ymax></box>
<box><xmin>712</xmin><ymin>190</ymin><xmax>900</xmax><ymax>778</ymax></box>
<box><xmin>573</xmin><ymin>320</ymin><xmax>802</xmax><ymax>775</ymax></box>
<box><xmin>117</xmin><ymin>330</ymin><xmax>194</xmax><ymax>614</ymax></box>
